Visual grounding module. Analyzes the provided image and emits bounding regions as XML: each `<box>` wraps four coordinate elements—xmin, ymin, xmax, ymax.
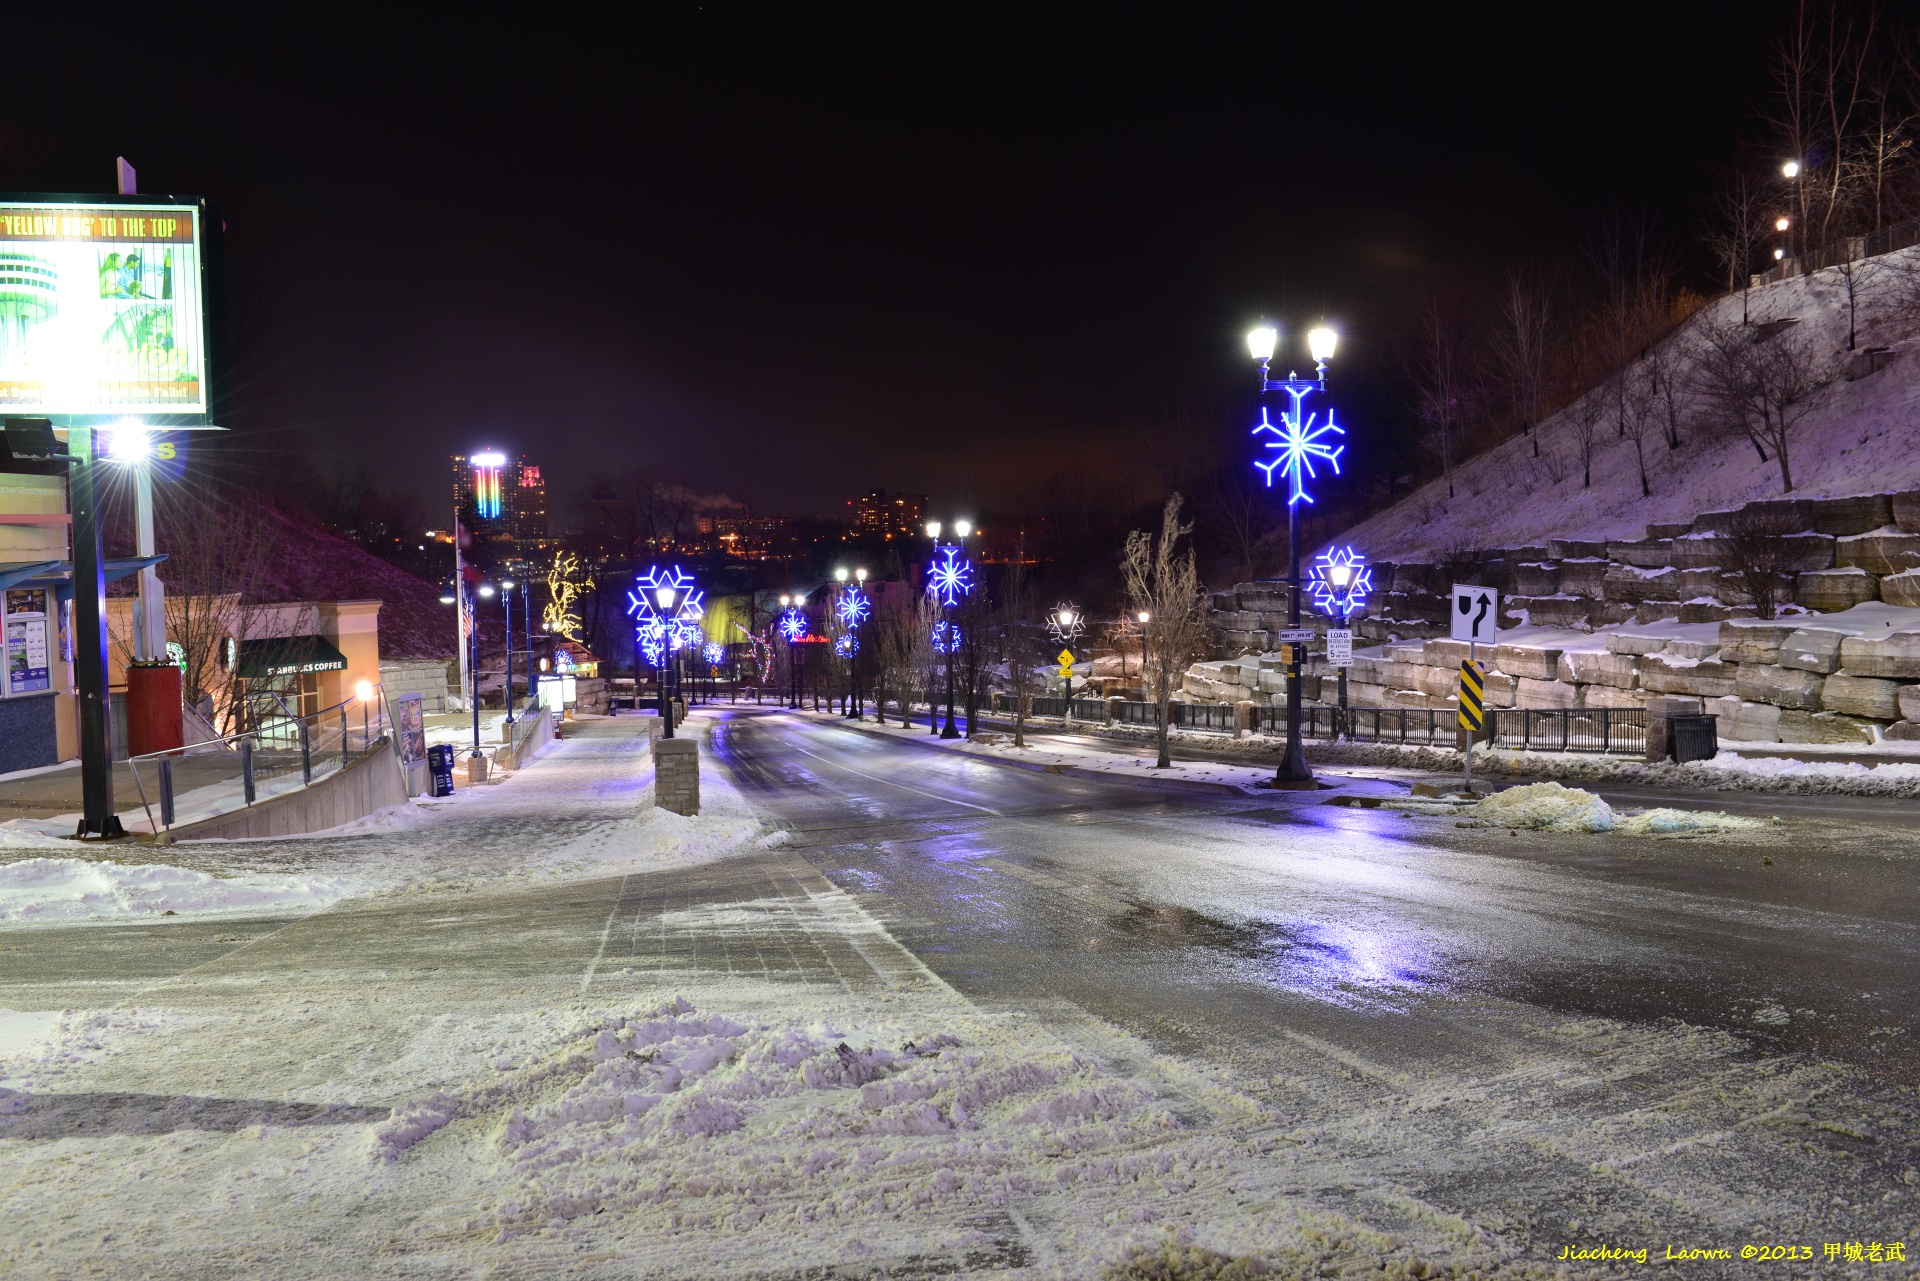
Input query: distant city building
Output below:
<box><xmin>513</xmin><ymin>461</ymin><xmax>549</xmax><ymax>546</ymax></box>
<box><xmin>715</xmin><ymin>515</ymin><xmax>788</xmax><ymax>559</ymax></box>
<box><xmin>850</xmin><ymin>489</ymin><xmax>926</xmax><ymax>539</ymax></box>
<box><xmin>452</xmin><ymin>451</ymin><xmax>548</xmax><ymax>550</ymax></box>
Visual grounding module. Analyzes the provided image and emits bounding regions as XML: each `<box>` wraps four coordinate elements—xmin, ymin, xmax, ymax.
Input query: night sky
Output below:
<box><xmin>3</xmin><ymin>6</ymin><xmax>1770</xmax><ymax>522</ymax></box>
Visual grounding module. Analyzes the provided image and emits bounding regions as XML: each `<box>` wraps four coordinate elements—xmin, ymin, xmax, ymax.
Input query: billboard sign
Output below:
<box><xmin>0</xmin><ymin>200</ymin><xmax>207</xmax><ymax>416</ymax></box>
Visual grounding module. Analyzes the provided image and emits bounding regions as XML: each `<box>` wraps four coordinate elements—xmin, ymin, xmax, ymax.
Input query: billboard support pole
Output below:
<box><xmin>69</xmin><ymin>428</ymin><xmax>122</xmax><ymax>838</ymax></box>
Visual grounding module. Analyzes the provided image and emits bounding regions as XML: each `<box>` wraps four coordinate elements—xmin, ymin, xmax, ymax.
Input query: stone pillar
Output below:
<box><xmin>1235</xmin><ymin>699</ymin><xmax>1258</xmax><ymax>738</ymax></box>
<box><xmin>1645</xmin><ymin>696</ymin><xmax>1702</xmax><ymax>763</ymax></box>
<box><xmin>652</xmin><ymin>737</ymin><xmax>700</xmax><ymax>815</ymax></box>
<box><xmin>465</xmin><ymin>752</ymin><xmax>490</xmax><ymax>786</ymax></box>
<box><xmin>1104</xmin><ymin>696</ymin><xmax>1122</xmax><ymax>725</ymax></box>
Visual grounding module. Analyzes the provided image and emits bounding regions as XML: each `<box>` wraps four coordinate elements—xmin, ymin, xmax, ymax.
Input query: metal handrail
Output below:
<box><xmin>124</xmin><ymin>686</ymin><xmax>391</xmax><ymax>836</ymax></box>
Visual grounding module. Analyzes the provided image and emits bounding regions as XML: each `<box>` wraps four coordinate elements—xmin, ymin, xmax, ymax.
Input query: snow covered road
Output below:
<box><xmin>0</xmin><ymin>710</ymin><xmax>1914</xmax><ymax>1278</ymax></box>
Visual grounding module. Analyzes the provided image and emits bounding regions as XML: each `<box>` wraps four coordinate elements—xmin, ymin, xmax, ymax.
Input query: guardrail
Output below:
<box><xmin>123</xmin><ymin>689</ymin><xmax>392</xmax><ymax>837</ymax></box>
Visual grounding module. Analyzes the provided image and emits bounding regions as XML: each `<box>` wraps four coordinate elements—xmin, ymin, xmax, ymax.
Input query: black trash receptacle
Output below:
<box><xmin>427</xmin><ymin>743</ymin><xmax>457</xmax><ymax>796</ymax></box>
<box><xmin>1671</xmin><ymin>715</ymin><xmax>1719</xmax><ymax>764</ymax></box>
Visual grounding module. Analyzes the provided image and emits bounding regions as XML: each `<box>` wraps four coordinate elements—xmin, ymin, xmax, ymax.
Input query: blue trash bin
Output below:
<box><xmin>428</xmin><ymin>744</ymin><xmax>456</xmax><ymax>796</ymax></box>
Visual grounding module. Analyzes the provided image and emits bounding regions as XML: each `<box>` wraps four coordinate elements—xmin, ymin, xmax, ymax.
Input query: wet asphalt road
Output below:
<box><xmin>714</xmin><ymin>710</ymin><xmax>1920</xmax><ymax>1083</ymax></box>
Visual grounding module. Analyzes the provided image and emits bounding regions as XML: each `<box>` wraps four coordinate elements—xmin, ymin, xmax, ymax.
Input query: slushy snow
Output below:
<box><xmin>1466</xmin><ymin>781</ymin><xmax>1761</xmax><ymax>835</ymax></box>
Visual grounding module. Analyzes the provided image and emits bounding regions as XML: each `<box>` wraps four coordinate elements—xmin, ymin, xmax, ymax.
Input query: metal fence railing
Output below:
<box><xmin>1751</xmin><ymin>215</ymin><xmax>1920</xmax><ymax>285</ymax></box>
<box><xmin>1491</xmin><ymin>707</ymin><xmax>1647</xmax><ymax>755</ymax></box>
<box><xmin>122</xmin><ymin>690</ymin><xmax>393</xmax><ymax>837</ymax></box>
<box><xmin>1259</xmin><ymin>705</ymin><xmax>1457</xmax><ymax>744</ymax></box>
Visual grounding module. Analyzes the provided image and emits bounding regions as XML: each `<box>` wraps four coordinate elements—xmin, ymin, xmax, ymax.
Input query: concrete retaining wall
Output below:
<box><xmin>380</xmin><ymin>659</ymin><xmax>456</xmax><ymax>714</ymax></box>
<box><xmin>169</xmin><ymin>741</ymin><xmax>408</xmax><ymax>841</ymax></box>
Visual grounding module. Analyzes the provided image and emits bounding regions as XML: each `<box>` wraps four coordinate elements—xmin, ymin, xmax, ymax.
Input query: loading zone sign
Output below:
<box><xmin>1451</xmin><ymin>584</ymin><xmax>1498</xmax><ymax>644</ymax></box>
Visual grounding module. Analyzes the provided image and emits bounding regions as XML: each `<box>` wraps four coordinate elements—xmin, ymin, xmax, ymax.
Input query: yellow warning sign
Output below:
<box><xmin>1457</xmin><ymin>660</ymin><xmax>1485</xmax><ymax>731</ymax></box>
<box><xmin>1057</xmin><ymin>648</ymin><xmax>1075</xmax><ymax>667</ymax></box>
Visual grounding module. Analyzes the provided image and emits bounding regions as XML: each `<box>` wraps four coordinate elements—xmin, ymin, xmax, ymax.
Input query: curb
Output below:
<box><xmin>777</xmin><ymin>710</ymin><xmax>1334</xmax><ymax>800</ymax></box>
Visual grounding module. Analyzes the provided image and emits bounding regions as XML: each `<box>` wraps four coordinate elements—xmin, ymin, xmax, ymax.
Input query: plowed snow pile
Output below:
<box><xmin>387</xmin><ymin>998</ymin><xmax>1224</xmax><ymax>1254</ymax></box>
<box><xmin>1466</xmin><ymin>782</ymin><xmax>1759</xmax><ymax>836</ymax></box>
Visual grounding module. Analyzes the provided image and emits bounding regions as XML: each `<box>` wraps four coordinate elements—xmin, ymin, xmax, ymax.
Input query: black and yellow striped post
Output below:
<box><xmin>1458</xmin><ymin>659</ymin><xmax>1485</xmax><ymax>791</ymax></box>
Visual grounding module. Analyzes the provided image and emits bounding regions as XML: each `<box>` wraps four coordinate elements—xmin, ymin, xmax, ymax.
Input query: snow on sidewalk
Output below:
<box><xmin>0</xmin><ymin>716</ymin><xmax>774</xmax><ymax>926</ymax></box>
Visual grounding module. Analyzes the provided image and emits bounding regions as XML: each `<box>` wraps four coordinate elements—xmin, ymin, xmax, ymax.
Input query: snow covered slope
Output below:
<box><xmin>1336</xmin><ymin>250</ymin><xmax>1920</xmax><ymax>560</ymax></box>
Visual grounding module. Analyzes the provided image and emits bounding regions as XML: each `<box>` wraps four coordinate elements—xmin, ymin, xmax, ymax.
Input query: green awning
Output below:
<box><xmin>236</xmin><ymin>635</ymin><xmax>348</xmax><ymax>679</ymax></box>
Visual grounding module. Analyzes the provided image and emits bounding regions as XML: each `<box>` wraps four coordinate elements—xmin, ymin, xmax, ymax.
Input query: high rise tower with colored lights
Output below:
<box><xmin>451</xmin><ymin>450</ymin><xmax>548</xmax><ymax>549</ymax></box>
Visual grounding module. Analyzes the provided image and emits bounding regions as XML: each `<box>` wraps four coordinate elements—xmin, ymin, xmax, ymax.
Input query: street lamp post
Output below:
<box><xmin>1247</xmin><ymin>323</ymin><xmax>1342</xmax><ymax>787</ymax></box>
<box><xmin>1048</xmin><ymin>603</ymin><xmax>1085</xmax><ymax>712</ymax></box>
<box><xmin>834</xmin><ymin>568</ymin><xmax>870</xmax><ymax>719</ymax></box>
<box><xmin>473</xmin><ymin>581</ymin><xmax>495</xmax><ymax>758</ymax></box>
<box><xmin>926</xmin><ymin>520</ymin><xmax>973</xmax><ymax>739</ymax></box>
<box><xmin>501</xmin><ymin>579</ymin><xmax>516</xmax><ymax>725</ymax></box>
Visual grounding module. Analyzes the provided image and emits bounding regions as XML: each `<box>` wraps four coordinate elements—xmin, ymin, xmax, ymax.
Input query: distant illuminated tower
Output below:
<box><xmin>471</xmin><ymin>450</ymin><xmax>506</xmax><ymax>521</ymax></box>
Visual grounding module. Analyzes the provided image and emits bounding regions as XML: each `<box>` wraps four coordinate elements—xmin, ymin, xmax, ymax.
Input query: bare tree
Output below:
<box><xmin>1490</xmin><ymin>270</ymin><xmax>1554</xmax><ymax>456</ymax></box>
<box><xmin>995</xmin><ymin>532</ymin><xmax>1046</xmax><ymax>748</ymax></box>
<box><xmin>1616</xmin><ymin>363</ymin><xmax>1661</xmax><ymax>498</ymax></box>
<box><xmin>1121</xmin><ymin>495</ymin><xmax>1208</xmax><ymax>770</ymax></box>
<box><xmin>1691</xmin><ymin>320</ymin><xmax>1774</xmax><ymax>465</ymax></box>
<box><xmin>1724</xmin><ymin>505</ymin><xmax>1804</xmax><ymax>619</ymax></box>
<box><xmin>1644</xmin><ymin>331</ymin><xmax>1692</xmax><ymax>450</ymax></box>
<box><xmin>1748</xmin><ymin>329</ymin><xmax>1828</xmax><ymax>492</ymax></box>
<box><xmin>1412</xmin><ymin>296</ymin><xmax>1468</xmax><ymax>497</ymax></box>
<box><xmin>1562</xmin><ymin>383</ymin><xmax>1607</xmax><ymax>489</ymax></box>
<box><xmin>1704</xmin><ymin>170</ymin><xmax>1768</xmax><ymax>324</ymax></box>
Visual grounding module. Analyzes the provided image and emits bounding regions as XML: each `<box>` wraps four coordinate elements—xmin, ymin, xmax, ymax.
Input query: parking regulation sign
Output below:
<box><xmin>1450</xmin><ymin>584</ymin><xmax>1498</xmax><ymax>644</ymax></box>
<box><xmin>1326</xmin><ymin>629</ymin><xmax>1353</xmax><ymax>667</ymax></box>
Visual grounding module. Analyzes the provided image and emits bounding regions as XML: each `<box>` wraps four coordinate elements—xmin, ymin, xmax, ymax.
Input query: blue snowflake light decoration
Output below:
<box><xmin>778</xmin><ymin>609</ymin><xmax>809</xmax><ymax>642</ymax></box>
<box><xmin>628</xmin><ymin>564</ymin><xmax>704</xmax><ymax>624</ymax></box>
<box><xmin>636</xmin><ymin>617</ymin><xmax>669</xmax><ymax>668</ymax></box>
<box><xmin>926</xmin><ymin>545</ymin><xmax>973</xmax><ymax>607</ymax></box>
<box><xmin>834</xmin><ymin>633</ymin><xmax>859</xmax><ymax>657</ymax></box>
<box><xmin>1309</xmin><ymin>545</ymin><xmax>1372</xmax><ymax>619</ymax></box>
<box><xmin>703</xmin><ymin>641</ymin><xmax>725</xmax><ymax>665</ymax></box>
<box><xmin>1252</xmin><ymin>389</ymin><xmax>1344</xmax><ymax>506</ymax></box>
<box><xmin>931</xmin><ymin>619</ymin><xmax>962</xmax><ymax>653</ymax></box>
<box><xmin>835</xmin><ymin>587</ymin><xmax>871</xmax><ymax>630</ymax></box>
<box><xmin>628</xmin><ymin>564</ymin><xmax>705</xmax><ymax>668</ymax></box>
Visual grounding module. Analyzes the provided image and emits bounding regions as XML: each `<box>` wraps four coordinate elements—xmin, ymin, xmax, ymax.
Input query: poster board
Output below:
<box><xmin>5</xmin><ymin>588</ymin><xmax>50</xmax><ymax>695</ymax></box>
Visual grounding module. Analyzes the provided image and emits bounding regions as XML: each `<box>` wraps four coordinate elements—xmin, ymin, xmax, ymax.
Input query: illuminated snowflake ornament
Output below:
<box><xmin>1310</xmin><ymin>545</ymin><xmax>1372</xmax><ymax>619</ymax></box>
<box><xmin>778</xmin><ymin>609</ymin><xmax>809</xmax><ymax>642</ymax></box>
<box><xmin>628</xmin><ymin>564</ymin><xmax>705</xmax><ymax>668</ymax></box>
<box><xmin>834</xmin><ymin>633</ymin><xmax>859</xmax><ymax>657</ymax></box>
<box><xmin>1252</xmin><ymin>390</ymin><xmax>1344</xmax><ymax>505</ymax></box>
<box><xmin>1045</xmin><ymin>602</ymin><xmax>1086</xmax><ymax>645</ymax></box>
<box><xmin>703</xmin><ymin>642</ymin><xmax>725</xmax><ymax>665</ymax></box>
<box><xmin>926</xmin><ymin>545</ymin><xmax>973</xmax><ymax>607</ymax></box>
<box><xmin>931</xmin><ymin>619</ymin><xmax>962</xmax><ymax>653</ymax></box>
<box><xmin>835</xmin><ymin>587</ymin><xmax>871</xmax><ymax>630</ymax></box>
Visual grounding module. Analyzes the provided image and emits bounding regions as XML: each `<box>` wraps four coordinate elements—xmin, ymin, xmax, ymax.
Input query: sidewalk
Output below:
<box><xmin>777</xmin><ymin>707</ymin><xmax>1419</xmax><ymax>801</ymax></box>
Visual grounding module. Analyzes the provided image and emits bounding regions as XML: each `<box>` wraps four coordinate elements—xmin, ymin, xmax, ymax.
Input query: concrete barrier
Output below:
<box><xmin>168</xmin><ymin>741</ymin><xmax>408</xmax><ymax>841</ymax></box>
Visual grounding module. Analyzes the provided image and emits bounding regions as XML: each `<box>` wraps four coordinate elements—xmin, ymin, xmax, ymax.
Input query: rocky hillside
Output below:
<box><xmin>1327</xmin><ymin>249</ymin><xmax>1920</xmax><ymax>560</ymax></box>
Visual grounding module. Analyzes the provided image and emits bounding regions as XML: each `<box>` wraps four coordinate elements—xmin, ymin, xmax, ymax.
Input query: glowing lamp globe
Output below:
<box><xmin>925</xmin><ymin>521</ymin><xmax>942</xmax><ymax>539</ymax></box>
<box><xmin>1774</xmin><ymin>248</ymin><xmax>1785</xmax><ymax>260</ymax></box>
<box><xmin>1782</xmin><ymin>160</ymin><xmax>1800</xmax><ymax>178</ymax></box>
<box><xmin>1246</xmin><ymin>325</ymin><xmax>1278</xmax><ymax>361</ymax></box>
<box><xmin>655</xmin><ymin>586</ymin><xmax>675</xmax><ymax>608</ymax></box>
<box><xmin>439</xmin><ymin>591</ymin><xmax>456</xmax><ymax>604</ymax></box>
<box><xmin>835</xmin><ymin>567</ymin><xmax>849</xmax><ymax>582</ymax></box>
<box><xmin>954</xmin><ymin>519</ymin><xmax>972</xmax><ymax>538</ymax></box>
<box><xmin>1774</xmin><ymin>217</ymin><xmax>1790</xmax><ymax>231</ymax></box>
<box><xmin>1307</xmin><ymin>326</ymin><xmax>1338</xmax><ymax>362</ymax></box>
<box><xmin>1137</xmin><ymin>611</ymin><xmax>1150</xmax><ymax>623</ymax></box>
<box><xmin>355</xmin><ymin>679</ymin><xmax>374</xmax><ymax>702</ymax></box>
<box><xmin>1329</xmin><ymin>563</ymin><xmax>1352</xmax><ymax>587</ymax></box>
<box><xmin>479</xmin><ymin>584</ymin><xmax>495</xmax><ymax>598</ymax></box>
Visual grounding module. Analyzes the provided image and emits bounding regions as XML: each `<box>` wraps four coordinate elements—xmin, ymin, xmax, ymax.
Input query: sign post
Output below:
<box><xmin>1326</xmin><ymin>628</ymin><xmax>1353</xmax><ymax>739</ymax></box>
<box><xmin>1450</xmin><ymin>584</ymin><xmax>1498</xmax><ymax>792</ymax></box>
